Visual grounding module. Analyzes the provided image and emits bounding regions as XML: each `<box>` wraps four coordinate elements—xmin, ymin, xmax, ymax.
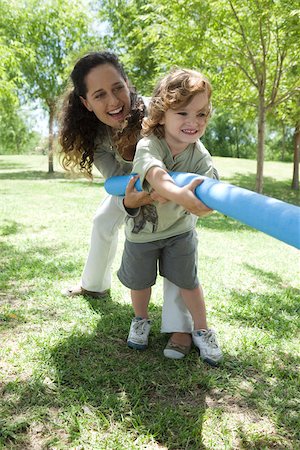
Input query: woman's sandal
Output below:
<box><xmin>62</xmin><ymin>285</ymin><xmax>109</xmax><ymax>298</ymax></box>
<box><xmin>163</xmin><ymin>337</ymin><xmax>192</xmax><ymax>359</ymax></box>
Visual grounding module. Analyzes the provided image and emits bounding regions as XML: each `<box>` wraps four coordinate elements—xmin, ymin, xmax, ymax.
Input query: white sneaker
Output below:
<box><xmin>192</xmin><ymin>329</ymin><xmax>223</xmax><ymax>366</ymax></box>
<box><xmin>127</xmin><ymin>317</ymin><xmax>152</xmax><ymax>350</ymax></box>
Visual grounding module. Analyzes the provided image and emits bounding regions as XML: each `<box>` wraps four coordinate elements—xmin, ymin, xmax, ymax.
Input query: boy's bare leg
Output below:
<box><xmin>131</xmin><ymin>288</ymin><xmax>151</xmax><ymax>319</ymax></box>
<box><xmin>180</xmin><ymin>285</ymin><xmax>208</xmax><ymax>331</ymax></box>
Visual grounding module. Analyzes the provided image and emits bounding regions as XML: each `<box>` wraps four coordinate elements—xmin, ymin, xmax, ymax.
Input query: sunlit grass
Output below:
<box><xmin>0</xmin><ymin>154</ymin><xmax>299</xmax><ymax>449</ymax></box>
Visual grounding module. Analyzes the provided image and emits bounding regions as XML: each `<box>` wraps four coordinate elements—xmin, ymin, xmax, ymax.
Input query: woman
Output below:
<box><xmin>58</xmin><ymin>51</ymin><xmax>211</xmax><ymax>358</ymax></box>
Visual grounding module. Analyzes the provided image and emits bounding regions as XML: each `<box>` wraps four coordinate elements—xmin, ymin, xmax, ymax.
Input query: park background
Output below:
<box><xmin>0</xmin><ymin>0</ymin><xmax>299</xmax><ymax>449</ymax></box>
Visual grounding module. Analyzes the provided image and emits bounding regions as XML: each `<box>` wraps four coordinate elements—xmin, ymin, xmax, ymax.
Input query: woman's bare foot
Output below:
<box><xmin>170</xmin><ymin>332</ymin><xmax>192</xmax><ymax>346</ymax></box>
<box><xmin>62</xmin><ymin>285</ymin><xmax>109</xmax><ymax>298</ymax></box>
<box><xmin>163</xmin><ymin>332</ymin><xmax>192</xmax><ymax>359</ymax></box>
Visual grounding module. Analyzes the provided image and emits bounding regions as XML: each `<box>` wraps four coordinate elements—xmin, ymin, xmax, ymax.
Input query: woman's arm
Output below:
<box><xmin>94</xmin><ymin>142</ymin><xmax>154</xmax><ymax>211</ymax></box>
<box><xmin>94</xmin><ymin>148</ymin><xmax>131</xmax><ymax>179</ymax></box>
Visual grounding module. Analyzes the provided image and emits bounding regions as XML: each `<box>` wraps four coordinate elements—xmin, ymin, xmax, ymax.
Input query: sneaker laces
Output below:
<box><xmin>133</xmin><ymin>319</ymin><xmax>149</xmax><ymax>336</ymax></box>
<box><xmin>202</xmin><ymin>330</ymin><xmax>218</xmax><ymax>348</ymax></box>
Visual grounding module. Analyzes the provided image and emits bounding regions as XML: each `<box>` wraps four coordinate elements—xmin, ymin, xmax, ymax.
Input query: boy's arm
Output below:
<box><xmin>146</xmin><ymin>166</ymin><xmax>212</xmax><ymax>216</ymax></box>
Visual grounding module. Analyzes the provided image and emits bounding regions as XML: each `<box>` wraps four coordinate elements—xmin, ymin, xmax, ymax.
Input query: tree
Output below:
<box><xmin>2</xmin><ymin>0</ymin><xmax>94</xmax><ymax>171</ymax></box>
<box><xmin>0</xmin><ymin>3</ymin><xmax>29</xmax><ymax>153</ymax></box>
<box><xmin>99</xmin><ymin>0</ymin><xmax>163</xmax><ymax>94</ymax></box>
<box><xmin>292</xmin><ymin>121</ymin><xmax>300</xmax><ymax>190</ymax></box>
<box><xmin>209</xmin><ymin>0</ymin><xmax>299</xmax><ymax>192</ymax></box>
<box><xmin>99</xmin><ymin>0</ymin><xmax>212</xmax><ymax>94</ymax></box>
<box><xmin>99</xmin><ymin>0</ymin><xmax>299</xmax><ymax>193</ymax></box>
<box><xmin>285</xmin><ymin>96</ymin><xmax>300</xmax><ymax>190</ymax></box>
<box><xmin>0</xmin><ymin>104</ymin><xmax>40</xmax><ymax>154</ymax></box>
<box><xmin>202</xmin><ymin>112</ymin><xmax>257</xmax><ymax>159</ymax></box>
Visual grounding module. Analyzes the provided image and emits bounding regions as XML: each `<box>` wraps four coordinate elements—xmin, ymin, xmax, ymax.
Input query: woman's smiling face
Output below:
<box><xmin>80</xmin><ymin>63</ymin><xmax>131</xmax><ymax>129</ymax></box>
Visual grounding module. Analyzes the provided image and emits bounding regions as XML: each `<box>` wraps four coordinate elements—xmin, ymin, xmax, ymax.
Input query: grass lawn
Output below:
<box><xmin>0</xmin><ymin>154</ymin><xmax>299</xmax><ymax>449</ymax></box>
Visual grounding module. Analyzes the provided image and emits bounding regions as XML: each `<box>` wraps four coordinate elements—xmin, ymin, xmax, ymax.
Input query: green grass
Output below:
<box><xmin>0</xmin><ymin>154</ymin><xmax>299</xmax><ymax>449</ymax></box>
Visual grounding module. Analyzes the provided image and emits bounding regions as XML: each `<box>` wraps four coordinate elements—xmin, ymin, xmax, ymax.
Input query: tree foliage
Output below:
<box><xmin>1</xmin><ymin>0</ymin><xmax>96</xmax><ymax>170</ymax></box>
<box><xmin>208</xmin><ymin>0</ymin><xmax>299</xmax><ymax>191</ymax></box>
<box><xmin>1</xmin><ymin>0</ymin><xmax>298</xmax><ymax>189</ymax></box>
<box><xmin>203</xmin><ymin>112</ymin><xmax>257</xmax><ymax>160</ymax></box>
<box><xmin>0</xmin><ymin>2</ymin><xmax>32</xmax><ymax>153</ymax></box>
<box><xmin>98</xmin><ymin>0</ymin><xmax>299</xmax><ymax>192</ymax></box>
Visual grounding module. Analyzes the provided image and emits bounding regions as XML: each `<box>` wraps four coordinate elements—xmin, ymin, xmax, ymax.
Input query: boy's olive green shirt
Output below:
<box><xmin>125</xmin><ymin>134</ymin><xmax>218</xmax><ymax>243</ymax></box>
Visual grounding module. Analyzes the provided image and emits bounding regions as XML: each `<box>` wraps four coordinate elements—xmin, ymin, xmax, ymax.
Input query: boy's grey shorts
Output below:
<box><xmin>117</xmin><ymin>230</ymin><xmax>199</xmax><ymax>290</ymax></box>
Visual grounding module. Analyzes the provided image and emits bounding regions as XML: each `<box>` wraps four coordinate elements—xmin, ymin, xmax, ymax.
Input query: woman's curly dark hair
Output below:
<box><xmin>58</xmin><ymin>51</ymin><xmax>145</xmax><ymax>178</ymax></box>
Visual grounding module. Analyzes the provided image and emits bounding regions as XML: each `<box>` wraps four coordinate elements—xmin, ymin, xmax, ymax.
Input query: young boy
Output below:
<box><xmin>117</xmin><ymin>68</ymin><xmax>222</xmax><ymax>366</ymax></box>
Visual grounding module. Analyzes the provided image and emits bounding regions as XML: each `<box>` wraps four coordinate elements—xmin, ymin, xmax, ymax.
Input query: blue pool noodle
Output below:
<box><xmin>104</xmin><ymin>172</ymin><xmax>300</xmax><ymax>250</ymax></box>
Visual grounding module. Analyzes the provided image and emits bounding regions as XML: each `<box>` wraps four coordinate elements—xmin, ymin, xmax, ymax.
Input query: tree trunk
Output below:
<box><xmin>48</xmin><ymin>103</ymin><xmax>54</xmax><ymax>173</ymax></box>
<box><xmin>235</xmin><ymin>126</ymin><xmax>240</xmax><ymax>158</ymax></box>
<box><xmin>291</xmin><ymin>121</ymin><xmax>299</xmax><ymax>190</ymax></box>
<box><xmin>256</xmin><ymin>95</ymin><xmax>266</xmax><ymax>193</ymax></box>
<box><xmin>281</xmin><ymin>122</ymin><xmax>286</xmax><ymax>161</ymax></box>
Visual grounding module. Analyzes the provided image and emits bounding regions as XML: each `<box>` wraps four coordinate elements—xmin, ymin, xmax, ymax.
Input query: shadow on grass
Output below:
<box><xmin>0</xmin><ymin>283</ymin><xmax>299</xmax><ymax>448</ymax></box>
<box><xmin>0</xmin><ymin>240</ymin><xmax>80</xmax><ymax>292</ymax></box>
<box><xmin>0</xmin><ymin>235</ymin><xmax>202</xmax><ymax>445</ymax></box>
<box><xmin>224</xmin><ymin>289</ymin><xmax>299</xmax><ymax>336</ymax></box>
<box><xmin>0</xmin><ymin>168</ymin><xmax>104</xmax><ymax>184</ymax></box>
<box><xmin>1</xmin><ymin>293</ymin><xmax>299</xmax><ymax>448</ymax></box>
<box><xmin>196</xmin><ymin>211</ymin><xmax>253</xmax><ymax>232</ymax></box>
<box><xmin>0</xmin><ymin>170</ymin><xmax>69</xmax><ymax>180</ymax></box>
<box><xmin>0</xmin><ymin>170</ymin><xmax>105</xmax><ymax>191</ymax></box>
<box><xmin>195</xmin><ymin>173</ymin><xmax>300</xmax><ymax>232</ymax></box>
<box><xmin>0</xmin><ymin>238</ymin><xmax>82</xmax><ymax>334</ymax></box>
<box><xmin>56</xmin><ymin>178</ymin><xmax>105</xmax><ymax>189</ymax></box>
<box><xmin>224</xmin><ymin>172</ymin><xmax>300</xmax><ymax>205</ymax></box>
<box><xmin>245</xmin><ymin>264</ymin><xmax>300</xmax><ymax>294</ymax></box>
<box><xmin>0</xmin><ymin>295</ymin><xmax>208</xmax><ymax>449</ymax></box>
<box><xmin>0</xmin><ymin>161</ymin><xmax>31</xmax><ymax>170</ymax></box>
<box><xmin>214</xmin><ymin>264</ymin><xmax>300</xmax><ymax>337</ymax></box>
<box><xmin>0</xmin><ymin>220</ymin><xmax>25</xmax><ymax>237</ymax></box>
<box><xmin>1</xmin><ymin>166</ymin><xmax>298</xmax><ymax>205</ymax></box>
<box><xmin>211</xmin><ymin>351</ymin><xmax>299</xmax><ymax>447</ymax></box>
<box><xmin>59</xmin><ymin>295</ymin><xmax>207</xmax><ymax>449</ymax></box>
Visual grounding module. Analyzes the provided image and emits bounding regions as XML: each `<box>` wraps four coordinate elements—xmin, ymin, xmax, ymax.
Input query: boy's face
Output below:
<box><xmin>160</xmin><ymin>92</ymin><xmax>210</xmax><ymax>154</ymax></box>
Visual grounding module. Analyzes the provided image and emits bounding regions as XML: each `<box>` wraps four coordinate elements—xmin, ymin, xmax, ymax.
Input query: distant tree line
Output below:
<box><xmin>0</xmin><ymin>0</ymin><xmax>299</xmax><ymax>190</ymax></box>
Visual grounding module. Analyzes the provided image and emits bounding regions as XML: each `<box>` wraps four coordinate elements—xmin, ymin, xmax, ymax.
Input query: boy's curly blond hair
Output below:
<box><xmin>142</xmin><ymin>68</ymin><xmax>212</xmax><ymax>138</ymax></box>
